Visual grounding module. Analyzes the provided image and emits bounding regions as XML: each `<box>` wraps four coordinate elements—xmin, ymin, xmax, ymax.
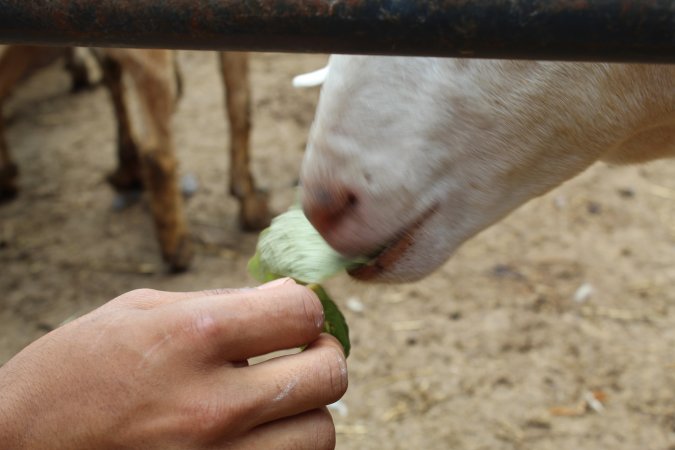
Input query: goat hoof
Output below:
<box><xmin>165</xmin><ymin>236</ymin><xmax>194</xmax><ymax>273</ymax></box>
<box><xmin>106</xmin><ymin>169</ymin><xmax>144</xmax><ymax>193</ymax></box>
<box><xmin>0</xmin><ymin>164</ymin><xmax>19</xmax><ymax>203</ymax></box>
<box><xmin>0</xmin><ymin>186</ymin><xmax>18</xmax><ymax>203</ymax></box>
<box><xmin>239</xmin><ymin>191</ymin><xmax>271</xmax><ymax>231</ymax></box>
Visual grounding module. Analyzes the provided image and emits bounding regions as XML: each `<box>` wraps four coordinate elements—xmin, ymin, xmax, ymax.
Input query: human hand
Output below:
<box><xmin>0</xmin><ymin>278</ymin><xmax>347</xmax><ymax>449</ymax></box>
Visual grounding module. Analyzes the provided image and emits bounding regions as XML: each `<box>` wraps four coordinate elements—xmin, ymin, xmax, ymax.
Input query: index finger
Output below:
<box><xmin>112</xmin><ymin>287</ymin><xmax>246</xmax><ymax>309</ymax></box>
<box><xmin>111</xmin><ymin>278</ymin><xmax>289</xmax><ymax>309</ymax></box>
<box><xmin>163</xmin><ymin>279</ymin><xmax>325</xmax><ymax>362</ymax></box>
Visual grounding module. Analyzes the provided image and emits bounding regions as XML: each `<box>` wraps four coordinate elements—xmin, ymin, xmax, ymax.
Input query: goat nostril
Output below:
<box><xmin>347</xmin><ymin>192</ymin><xmax>357</xmax><ymax>207</ymax></box>
<box><xmin>304</xmin><ymin>186</ymin><xmax>357</xmax><ymax>235</ymax></box>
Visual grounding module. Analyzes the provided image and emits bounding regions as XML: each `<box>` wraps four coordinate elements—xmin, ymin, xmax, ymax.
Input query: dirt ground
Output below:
<box><xmin>1</xmin><ymin>51</ymin><xmax>674</xmax><ymax>450</ymax></box>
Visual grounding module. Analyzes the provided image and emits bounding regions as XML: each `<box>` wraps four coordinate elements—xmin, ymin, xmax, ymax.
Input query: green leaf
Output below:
<box><xmin>246</xmin><ymin>204</ymin><xmax>356</xmax><ymax>358</ymax></box>
<box><xmin>247</xmin><ymin>251</ymin><xmax>280</xmax><ymax>283</ymax></box>
<box><xmin>308</xmin><ymin>284</ymin><xmax>351</xmax><ymax>358</ymax></box>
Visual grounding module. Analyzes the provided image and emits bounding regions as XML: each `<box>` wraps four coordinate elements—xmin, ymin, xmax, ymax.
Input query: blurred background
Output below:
<box><xmin>1</xmin><ymin>49</ymin><xmax>673</xmax><ymax>449</ymax></box>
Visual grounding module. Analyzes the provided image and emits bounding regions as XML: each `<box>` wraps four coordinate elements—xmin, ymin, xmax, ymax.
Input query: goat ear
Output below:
<box><xmin>292</xmin><ymin>65</ymin><xmax>329</xmax><ymax>88</ymax></box>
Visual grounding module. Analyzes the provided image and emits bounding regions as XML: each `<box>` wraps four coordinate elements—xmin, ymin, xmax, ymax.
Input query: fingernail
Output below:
<box><xmin>258</xmin><ymin>277</ymin><xmax>294</xmax><ymax>290</ymax></box>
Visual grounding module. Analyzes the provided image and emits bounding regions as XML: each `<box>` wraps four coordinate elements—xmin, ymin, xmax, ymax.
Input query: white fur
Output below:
<box><xmin>301</xmin><ymin>56</ymin><xmax>675</xmax><ymax>282</ymax></box>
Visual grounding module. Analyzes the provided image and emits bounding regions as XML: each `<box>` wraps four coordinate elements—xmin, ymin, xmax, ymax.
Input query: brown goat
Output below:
<box><xmin>0</xmin><ymin>46</ymin><xmax>270</xmax><ymax>271</ymax></box>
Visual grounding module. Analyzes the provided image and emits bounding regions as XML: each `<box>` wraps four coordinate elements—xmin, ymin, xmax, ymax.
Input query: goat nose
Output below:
<box><xmin>303</xmin><ymin>185</ymin><xmax>357</xmax><ymax>236</ymax></box>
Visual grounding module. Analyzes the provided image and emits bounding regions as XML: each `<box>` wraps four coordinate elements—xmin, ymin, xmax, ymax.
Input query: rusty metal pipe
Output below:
<box><xmin>0</xmin><ymin>0</ymin><xmax>673</xmax><ymax>63</ymax></box>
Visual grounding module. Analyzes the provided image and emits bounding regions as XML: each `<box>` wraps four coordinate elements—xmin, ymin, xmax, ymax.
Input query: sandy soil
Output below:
<box><xmin>1</xmin><ymin>51</ymin><xmax>674</xmax><ymax>450</ymax></box>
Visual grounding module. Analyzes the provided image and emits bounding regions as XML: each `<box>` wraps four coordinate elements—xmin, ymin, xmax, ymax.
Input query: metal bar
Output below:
<box><xmin>0</xmin><ymin>1</ymin><xmax>673</xmax><ymax>63</ymax></box>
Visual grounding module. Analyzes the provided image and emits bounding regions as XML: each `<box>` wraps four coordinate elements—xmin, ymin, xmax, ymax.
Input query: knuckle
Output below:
<box><xmin>179</xmin><ymin>307</ymin><xmax>222</xmax><ymax>346</ymax></box>
<box><xmin>177</xmin><ymin>390</ymin><xmax>259</xmax><ymax>443</ymax></box>
<box><xmin>112</xmin><ymin>289</ymin><xmax>165</xmax><ymax>309</ymax></box>
<box><xmin>177</xmin><ymin>398</ymin><xmax>226</xmax><ymax>442</ymax></box>
<box><xmin>118</xmin><ymin>288</ymin><xmax>160</xmax><ymax>301</ymax></box>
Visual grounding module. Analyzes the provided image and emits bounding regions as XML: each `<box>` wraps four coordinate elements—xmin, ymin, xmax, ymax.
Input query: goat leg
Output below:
<box><xmin>98</xmin><ymin>53</ymin><xmax>144</xmax><ymax>193</ymax></box>
<box><xmin>107</xmin><ymin>49</ymin><xmax>192</xmax><ymax>271</ymax></box>
<box><xmin>0</xmin><ymin>45</ymin><xmax>67</xmax><ymax>202</ymax></box>
<box><xmin>64</xmin><ymin>48</ymin><xmax>92</xmax><ymax>93</ymax></box>
<box><xmin>220</xmin><ymin>52</ymin><xmax>270</xmax><ymax>231</ymax></box>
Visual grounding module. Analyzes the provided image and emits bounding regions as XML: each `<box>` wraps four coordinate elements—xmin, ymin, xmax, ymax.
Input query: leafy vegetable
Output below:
<box><xmin>248</xmin><ymin>206</ymin><xmax>362</xmax><ymax>357</ymax></box>
<box><xmin>248</xmin><ymin>206</ymin><xmax>365</xmax><ymax>284</ymax></box>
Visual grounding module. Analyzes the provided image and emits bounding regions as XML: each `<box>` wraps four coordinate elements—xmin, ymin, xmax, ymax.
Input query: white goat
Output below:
<box><xmin>298</xmin><ymin>57</ymin><xmax>675</xmax><ymax>282</ymax></box>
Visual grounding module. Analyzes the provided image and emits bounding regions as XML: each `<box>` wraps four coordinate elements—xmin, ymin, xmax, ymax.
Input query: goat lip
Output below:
<box><xmin>347</xmin><ymin>206</ymin><xmax>436</xmax><ymax>281</ymax></box>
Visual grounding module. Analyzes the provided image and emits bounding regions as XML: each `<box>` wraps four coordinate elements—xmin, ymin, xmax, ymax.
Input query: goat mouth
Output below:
<box><xmin>347</xmin><ymin>206</ymin><xmax>436</xmax><ymax>281</ymax></box>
